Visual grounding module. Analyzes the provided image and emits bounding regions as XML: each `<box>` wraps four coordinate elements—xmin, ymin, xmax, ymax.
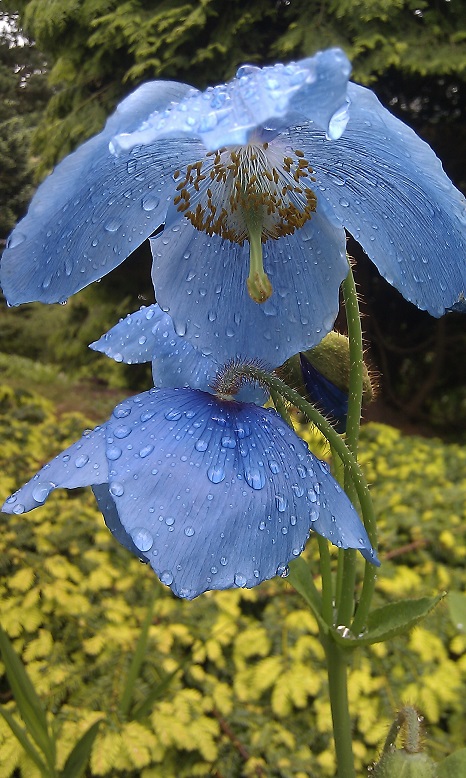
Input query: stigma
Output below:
<box><xmin>173</xmin><ymin>142</ymin><xmax>317</xmax><ymax>303</ymax></box>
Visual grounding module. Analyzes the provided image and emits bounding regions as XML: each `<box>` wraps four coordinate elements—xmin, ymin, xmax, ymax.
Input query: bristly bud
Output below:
<box><xmin>211</xmin><ymin>357</ymin><xmax>271</xmax><ymax>400</ymax></box>
<box><xmin>372</xmin><ymin>706</ymin><xmax>438</xmax><ymax>778</ymax></box>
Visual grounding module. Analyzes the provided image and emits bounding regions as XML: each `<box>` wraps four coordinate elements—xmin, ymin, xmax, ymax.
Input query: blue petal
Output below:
<box><xmin>290</xmin><ymin>83</ymin><xmax>466</xmax><ymax>316</ymax></box>
<box><xmin>90</xmin><ymin>304</ymin><xmax>268</xmax><ymax>404</ymax></box>
<box><xmin>299</xmin><ymin>353</ymin><xmax>348</xmax><ymax>433</ymax></box>
<box><xmin>151</xmin><ymin>212</ymin><xmax>348</xmax><ymax>367</ymax></box>
<box><xmin>1</xmin><ymin>427</ymin><xmax>107</xmax><ymax>514</ymax></box>
<box><xmin>92</xmin><ymin>484</ymin><xmax>150</xmax><ymax>561</ymax></box>
<box><xmin>1</xmin><ymin>82</ymin><xmax>204</xmax><ymax>305</ymax></box>
<box><xmin>102</xmin><ymin>388</ymin><xmax>376</xmax><ymax>598</ymax></box>
<box><xmin>111</xmin><ymin>49</ymin><xmax>351</xmax><ymax>154</ymax></box>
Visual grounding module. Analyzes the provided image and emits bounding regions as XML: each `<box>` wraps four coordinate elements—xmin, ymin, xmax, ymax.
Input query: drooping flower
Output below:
<box><xmin>90</xmin><ymin>303</ymin><xmax>268</xmax><ymax>404</ymax></box>
<box><xmin>1</xmin><ymin>387</ymin><xmax>378</xmax><ymax>598</ymax></box>
<box><xmin>2</xmin><ymin>48</ymin><xmax>464</xmax><ymax>366</ymax></box>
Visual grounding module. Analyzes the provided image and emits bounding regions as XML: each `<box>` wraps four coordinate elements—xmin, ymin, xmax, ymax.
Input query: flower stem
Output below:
<box><xmin>336</xmin><ymin>266</ymin><xmax>364</xmax><ymax>626</ymax></box>
<box><xmin>323</xmin><ymin>634</ymin><xmax>356</xmax><ymax>778</ymax></box>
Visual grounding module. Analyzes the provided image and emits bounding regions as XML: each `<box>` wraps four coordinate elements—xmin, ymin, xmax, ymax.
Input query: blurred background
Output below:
<box><xmin>0</xmin><ymin>0</ymin><xmax>465</xmax><ymax>437</ymax></box>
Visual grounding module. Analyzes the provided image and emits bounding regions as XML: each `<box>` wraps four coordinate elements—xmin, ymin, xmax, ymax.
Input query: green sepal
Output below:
<box><xmin>437</xmin><ymin>748</ymin><xmax>466</xmax><ymax>778</ymax></box>
<box><xmin>447</xmin><ymin>591</ymin><xmax>466</xmax><ymax>633</ymax></box>
<box><xmin>0</xmin><ymin>705</ymin><xmax>49</xmax><ymax>776</ymax></box>
<box><xmin>280</xmin><ymin>331</ymin><xmax>373</xmax><ymax>403</ymax></box>
<box><xmin>0</xmin><ymin>624</ymin><xmax>56</xmax><ymax>769</ymax></box>
<box><xmin>372</xmin><ymin>749</ymin><xmax>438</xmax><ymax>777</ymax></box>
<box><xmin>334</xmin><ymin>594</ymin><xmax>445</xmax><ymax>647</ymax></box>
<box><xmin>60</xmin><ymin>720</ymin><xmax>102</xmax><ymax>778</ymax></box>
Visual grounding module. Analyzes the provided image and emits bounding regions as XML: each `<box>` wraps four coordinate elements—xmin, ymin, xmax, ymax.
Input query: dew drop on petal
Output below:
<box><xmin>106</xmin><ymin>445</ymin><xmax>122</xmax><ymax>461</ymax></box>
<box><xmin>184</xmin><ymin>526</ymin><xmax>195</xmax><ymax>537</ymax></box>
<box><xmin>208</xmin><ymin>465</ymin><xmax>225</xmax><ymax>484</ymax></box>
<box><xmin>139</xmin><ymin>444</ymin><xmax>154</xmax><ymax>458</ymax></box>
<box><xmin>142</xmin><ymin>194</ymin><xmax>160</xmax><ymax>212</ymax></box>
<box><xmin>13</xmin><ymin>504</ymin><xmax>25</xmax><ymax>514</ymax></box>
<box><xmin>160</xmin><ymin>570</ymin><xmax>174</xmax><ymax>585</ymax></box>
<box><xmin>234</xmin><ymin>573</ymin><xmax>247</xmax><ymax>588</ymax></box>
<box><xmin>130</xmin><ymin>527</ymin><xmax>154</xmax><ymax>552</ymax></box>
<box><xmin>109</xmin><ymin>481</ymin><xmax>125</xmax><ymax>497</ymax></box>
<box><xmin>75</xmin><ymin>454</ymin><xmax>89</xmax><ymax>468</ymax></box>
<box><xmin>220</xmin><ymin>556</ymin><xmax>228</xmax><ymax>566</ymax></box>
<box><xmin>32</xmin><ymin>484</ymin><xmax>52</xmax><ymax>504</ymax></box>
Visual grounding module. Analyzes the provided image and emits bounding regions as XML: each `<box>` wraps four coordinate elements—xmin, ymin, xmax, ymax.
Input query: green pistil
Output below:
<box><xmin>245</xmin><ymin>210</ymin><xmax>273</xmax><ymax>303</ymax></box>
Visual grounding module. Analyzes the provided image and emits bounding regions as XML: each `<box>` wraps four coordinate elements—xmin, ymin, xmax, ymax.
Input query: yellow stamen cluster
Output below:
<box><xmin>173</xmin><ymin>143</ymin><xmax>317</xmax><ymax>245</ymax></box>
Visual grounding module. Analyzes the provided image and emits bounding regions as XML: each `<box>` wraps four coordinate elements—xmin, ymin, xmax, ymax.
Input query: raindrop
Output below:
<box><xmin>113</xmin><ymin>425</ymin><xmax>131</xmax><ymax>439</ymax></box>
<box><xmin>114</xmin><ymin>406</ymin><xmax>131</xmax><ymax>419</ymax></box>
<box><xmin>276</xmin><ymin>564</ymin><xmax>289</xmax><ymax>578</ymax></box>
<box><xmin>130</xmin><ymin>527</ymin><xmax>154</xmax><ymax>551</ymax></box>
<box><xmin>32</xmin><ymin>484</ymin><xmax>52</xmax><ymax>503</ymax></box>
<box><xmin>184</xmin><ymin>526</ymin><xmax>195</xmax><ymax>537</ymax></box>
<box><xmin>221</xmin><ymin>435</ymin><xmax>236</xmax><ymax>449</ymax></box>
<box><xmin>268</xmin><ymin>460</ymin><xmax>280</xmax><ymax>474</ymax></box>
<box><xmin>142</xmin><ymin>194</ymin><xmax>160</xmax><ymax>211</ymax></box>
<box><xmin>234</xmin><ymin>573</ymin><xmax>247</xmax><ymax>587</ymax></box>
<box><xmin>195</xmin><ymin>439</ymin><xmax>208</xmax><ymax>452</ymax></box>
<box><xmin>275</xmin><ymin>495</ymin><xmax>287</xmax><ymax>512</ymax></box>
<box><xmin>13</xmin><ymin>504</ymin><xmax>25</xmax><ymax>514</ymax></box>
<box><xmin>109</xmin><ymin>481</ymin><xmax>124</xmax><ymax>497</ymax></box>
<box><xmin>160</xmin><ymin>570</ymin><xmax>174</xmax><ymax>585</ymax></box>
<box><xmin>139</xmin><ymin>444</ymin><xmax>154</xmax><ymax>458</ymax></box>
<box><xmin>220</xmin><ymin>556</ymin><xmax>228</xmax><ymax>566</ymax></box>
<box><xmin>105</xmin><ymin>219</ymin><xmax>121</xmax><ymax>232</ymax></box>
<box><xmin>164</xmin><ymin>409</ymin><xmax>182</xmax><ymax>421</ymax></box>
<box><xmin>245</xmin><ymin>468</ymin><xmax>266</xmax><ymax>490</ymax></box>
<box><xmin>259</xmin><ymin>520</ymin><xmax>267</xmax><ymax>530</ymax></box>
<box><xmin>75</xmin><ymin>454</ymin><xmax>89</xmax><ymax>468</ymax></box>
<box><xmin>7</xmin><ymin>231</ymin><xmax>26</xmax><ymax>248</ymax></box>
<box><xmin>208</xmin><ymin>465</ymin><xmax>225</xmax><ymax>484</ymax></box>
<box><xmin>309</xmin><ymin>507</ymin><xmax>319</xmax><ymax>521</ymax></box>
<box><xmin>339</xmin><ymin>197</ymin><xmax>350</xmax><ymax>208</ymax></box>
<box><xmin>165</xmin><ymin>516</ymin><xmax>175</xmax><ymax>526</ymax></box>
<box><xmin>106</xmin><ymin>446</ymin><xmax>122</xmax><ymax>461</ymax></box>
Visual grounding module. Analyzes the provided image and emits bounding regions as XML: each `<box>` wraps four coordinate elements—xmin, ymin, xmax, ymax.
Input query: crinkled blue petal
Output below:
<box><xmin>289</xmin><ymin>83</ymin><xmax>466</xmax><ymax>316</ymax></box>
<box><xmin>151</xmin><ymin>212</ymin><xmax>348</xmax><ymax>368</ymax></box>
<box><xmin>102</xmin><ymin>388</ymin><xmax>376</xmax><ymax>598</ymax></box>
<box><xmin>1</xmin><ymin>82</ymin><xmax>204</xmax><ymax>305</ymax></box>
<box><xmin>90</xmin><ymin>304</ymin><xmax>268</xmax><ymax>404</ymax></box>
<box><xmin>1</xmin><ymin>427</ymin><xmax>107</xmax><ymax>514</ymax></box>
<box><xmin>111</xmin><ymin>48</ymin><xmax>351</xmax><ymax>154</ymax></box>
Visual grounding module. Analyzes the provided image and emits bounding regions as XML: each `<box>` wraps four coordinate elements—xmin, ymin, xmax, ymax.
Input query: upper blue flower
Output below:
<box><xmin>1</xmin><ymin>387</ymin><xmax>378</xmax><ymax>599</ymax></box>
<box><xmin>2</xmin><ymin>48</ymin><xmax>465</xmax><ymax>367</ymax></box>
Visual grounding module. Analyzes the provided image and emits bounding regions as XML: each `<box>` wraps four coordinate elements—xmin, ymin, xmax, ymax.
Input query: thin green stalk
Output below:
<box><xmin>323</xmin><ymin>635</ymin><xmax>356</xmax><ymax>778</ymax></box>
<box><xmin>119</xmin><ymin>589</ymin><xmax>157</xmax><ymax>719</ymax></box>
<box><xmin>337</xmin><ymin>267</ymin><xmax>364</xmax><ymax>626</ymax></box>
<box><xmin>317</xmin><ymin>536</ymin><xmax>334</xmax><ymax>625</ymax></box>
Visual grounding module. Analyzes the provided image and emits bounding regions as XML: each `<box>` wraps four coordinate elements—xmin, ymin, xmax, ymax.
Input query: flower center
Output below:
<box><xmin>173</xmin><ymin>143</ymin><xmax>317</xmax><ymax>303</ymax></box>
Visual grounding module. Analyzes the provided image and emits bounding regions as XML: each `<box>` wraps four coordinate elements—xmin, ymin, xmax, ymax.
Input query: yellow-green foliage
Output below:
<box><xmin>1</xmin><ymin>387</ymin><xmax>466</xmax><ymax>776</ymax></box>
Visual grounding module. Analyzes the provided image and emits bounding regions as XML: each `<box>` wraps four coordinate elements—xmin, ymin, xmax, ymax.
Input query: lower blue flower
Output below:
<box><xmin>1</xmin><ymin>388</ymin><xmax>378</xmax><ymax>598</ymax></box>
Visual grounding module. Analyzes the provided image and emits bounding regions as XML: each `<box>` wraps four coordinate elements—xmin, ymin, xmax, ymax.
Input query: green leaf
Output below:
<box><xmin>0</xmin><ymin>705</ymin><xmax>49</xmax><ymax>776</ymax></box>
<box><xmin>333</xmin><ymin>594</ymin><xmax>445</xmax><ymax>647</ymax></box>
<box><xmin>0</xmin><ymin>625</ymin><xmax>56</xmax><ymax>768</ymax></box>
<box><xmin>131</xmin><ymin>664</ymin><xmax>185</xmax><ymax>721</ymax></box>
<box><xmin>287</xmin><ymin>557</ymin><xmax>328</xmax><ymax>633</ymax></box>
<box><xmin>437</xmin><ymin>749</ymin><xmax>466</xmax><ymax>778</ymax></box>
<box><xmin>447</xmin><ymin>591</ymin><xmax>466</xmax><ymax>632</ymax></box>
<box><xmin>60</xmin><ymin>720</ymin><xmax>102</xmax><ymax>778</ymax></box>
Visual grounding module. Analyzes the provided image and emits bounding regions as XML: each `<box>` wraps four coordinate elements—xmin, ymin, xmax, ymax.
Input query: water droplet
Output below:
<box><xmin>184</xmin><ymin>526</ymin><xmax>195</xmax><ymax>537</ymax></box>
<box><xmin>195</xmin><ymin>439</ymin><xmax>208</xmax><ymax>452</ymax></box>
<box><xmin>164</xmin><ymin>409</ymin><xmax>182</xmax><ymax>421</ymax></box>
<box><xmin>220</xmin><ymin>556</ymin><xmax>228</xmax><ymax>566</ymax></box>
<box><xmin>75</xmin><ymin>454</ymin><xmax>89</xmax><ymax>468</ymax></box>
<box><xmin>234</xmin><ymin>573</ymin><xmax>247</xmax><ymax>587</ymax></box>
<box><xmin>105</xmin><ymin>218</ymin><xmax>121</xmax><ymax>232</ymax></box>
<box><xmin>291</xmin><ymin>484</ymin><xmax>304</xmax><ymax>498</ymax></box>
<box><xmin>221</xmin><ymin>435</ymin><xmax>236</xmax><ymax>449</ymax></box>
<box><xmin>139</xmin><ymin>444</ymin><xmax>154</xmax><ymax>458</ymax></box>
<box><xmin>309</xmin><ymin>507</ymin><xmax>319</xmax><ymax>521</ymax></box>
<box><xmin>109</xmin><ymin>481</ymin><xmax>124</xmax><ymax>497</ymax></box>
<box><xmin>106</xmin><ymin>446</ymin><xmax>122</xmax><ymax>461</ymax></box>
<box><xmin>339</xmin><ymin>197</ymin><xmax>350</xmax><ymax>208</ymax></box>
<box><xmin>13</xmin><ymin>504</ymin><xmax>25</xmax><ymax>514</ymax></box>
<box><xmin>259</xmin><ymin>520</ymin><xmax>267</xmax><ymax>530</ymax></box>
<box><xmin>32</xmin><ymin>484</ymin><xmax>52</xmax><ymax>503</ymax></box>
<box><xmin>142</xmin><ymin>194</ymin><xmax>160</xmax><ymax>211</ymax></box>
<box><xmin>245</xmin><ymin>468</ymin><xmax>265</xmax><ymax>490</ymax></box>
<box><xmin>268</xmin><ymin>460</ymin><xmax>280</xmax><ymax>474</ymax></box>
<box><xmin>160</xmin><ymin>570</ymin><xmax>174</xmax><ymax>585</ymax></box>
<box><xmin>114</xmin><ymin>406</ymin><xmax>131</xmax><ymax>419</ymax></box>
<box><xmin>276</xmin><ymin>564</ymin><xmax>289</xmax><ymax>578</ymax></box>
<box><xmin>275</xmin><ymin>495</ymin><xmax>287</xmax><ymax>512</ymax></box>
<box><xmin>208</xmin><ymin>465</ymin><xmax>225</xmax><ymax>484</ymax></box>
<box><xmin>113</xmin><ymin>425</ymin><xmax>131</xmax><ymax>439</ymax></box>
<box><xmin>165</xmin><ymin>516</ymin><xmax>175</xmax><ymax>526</ymax></box>
<box><xmin>131</xmin><ymin>527</ymin><xmax>153</xmax><ymax>551</ymax></box>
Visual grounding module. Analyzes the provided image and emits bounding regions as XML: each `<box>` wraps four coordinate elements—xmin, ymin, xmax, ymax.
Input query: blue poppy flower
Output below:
<box><xmin>90</xmin><ymin>303</ymin><xmax>268</xmax><ymax>404</ymax></box>
<box><xmin>2</xmin><ymin>48</ymin><xmax>464</xmax><ymax>366</ymax></box>
<box><xmin>1</xmin><ymin>387</ymin><xmax>378</xmax><ymax>598</ymax></box>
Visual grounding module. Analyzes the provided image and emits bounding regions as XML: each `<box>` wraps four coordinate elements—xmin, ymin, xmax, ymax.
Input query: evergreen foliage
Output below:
<box><xmin>4</xmin><ymin>0</ymin><xmax>465</xmax><ymax>173</ymax></box>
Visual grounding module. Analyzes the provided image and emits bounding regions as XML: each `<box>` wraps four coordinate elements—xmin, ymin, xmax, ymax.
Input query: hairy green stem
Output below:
<box><xmin>337</xmin><ymin>267</ymin><xmax>364</xmax><ymax>626</ymax></box>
